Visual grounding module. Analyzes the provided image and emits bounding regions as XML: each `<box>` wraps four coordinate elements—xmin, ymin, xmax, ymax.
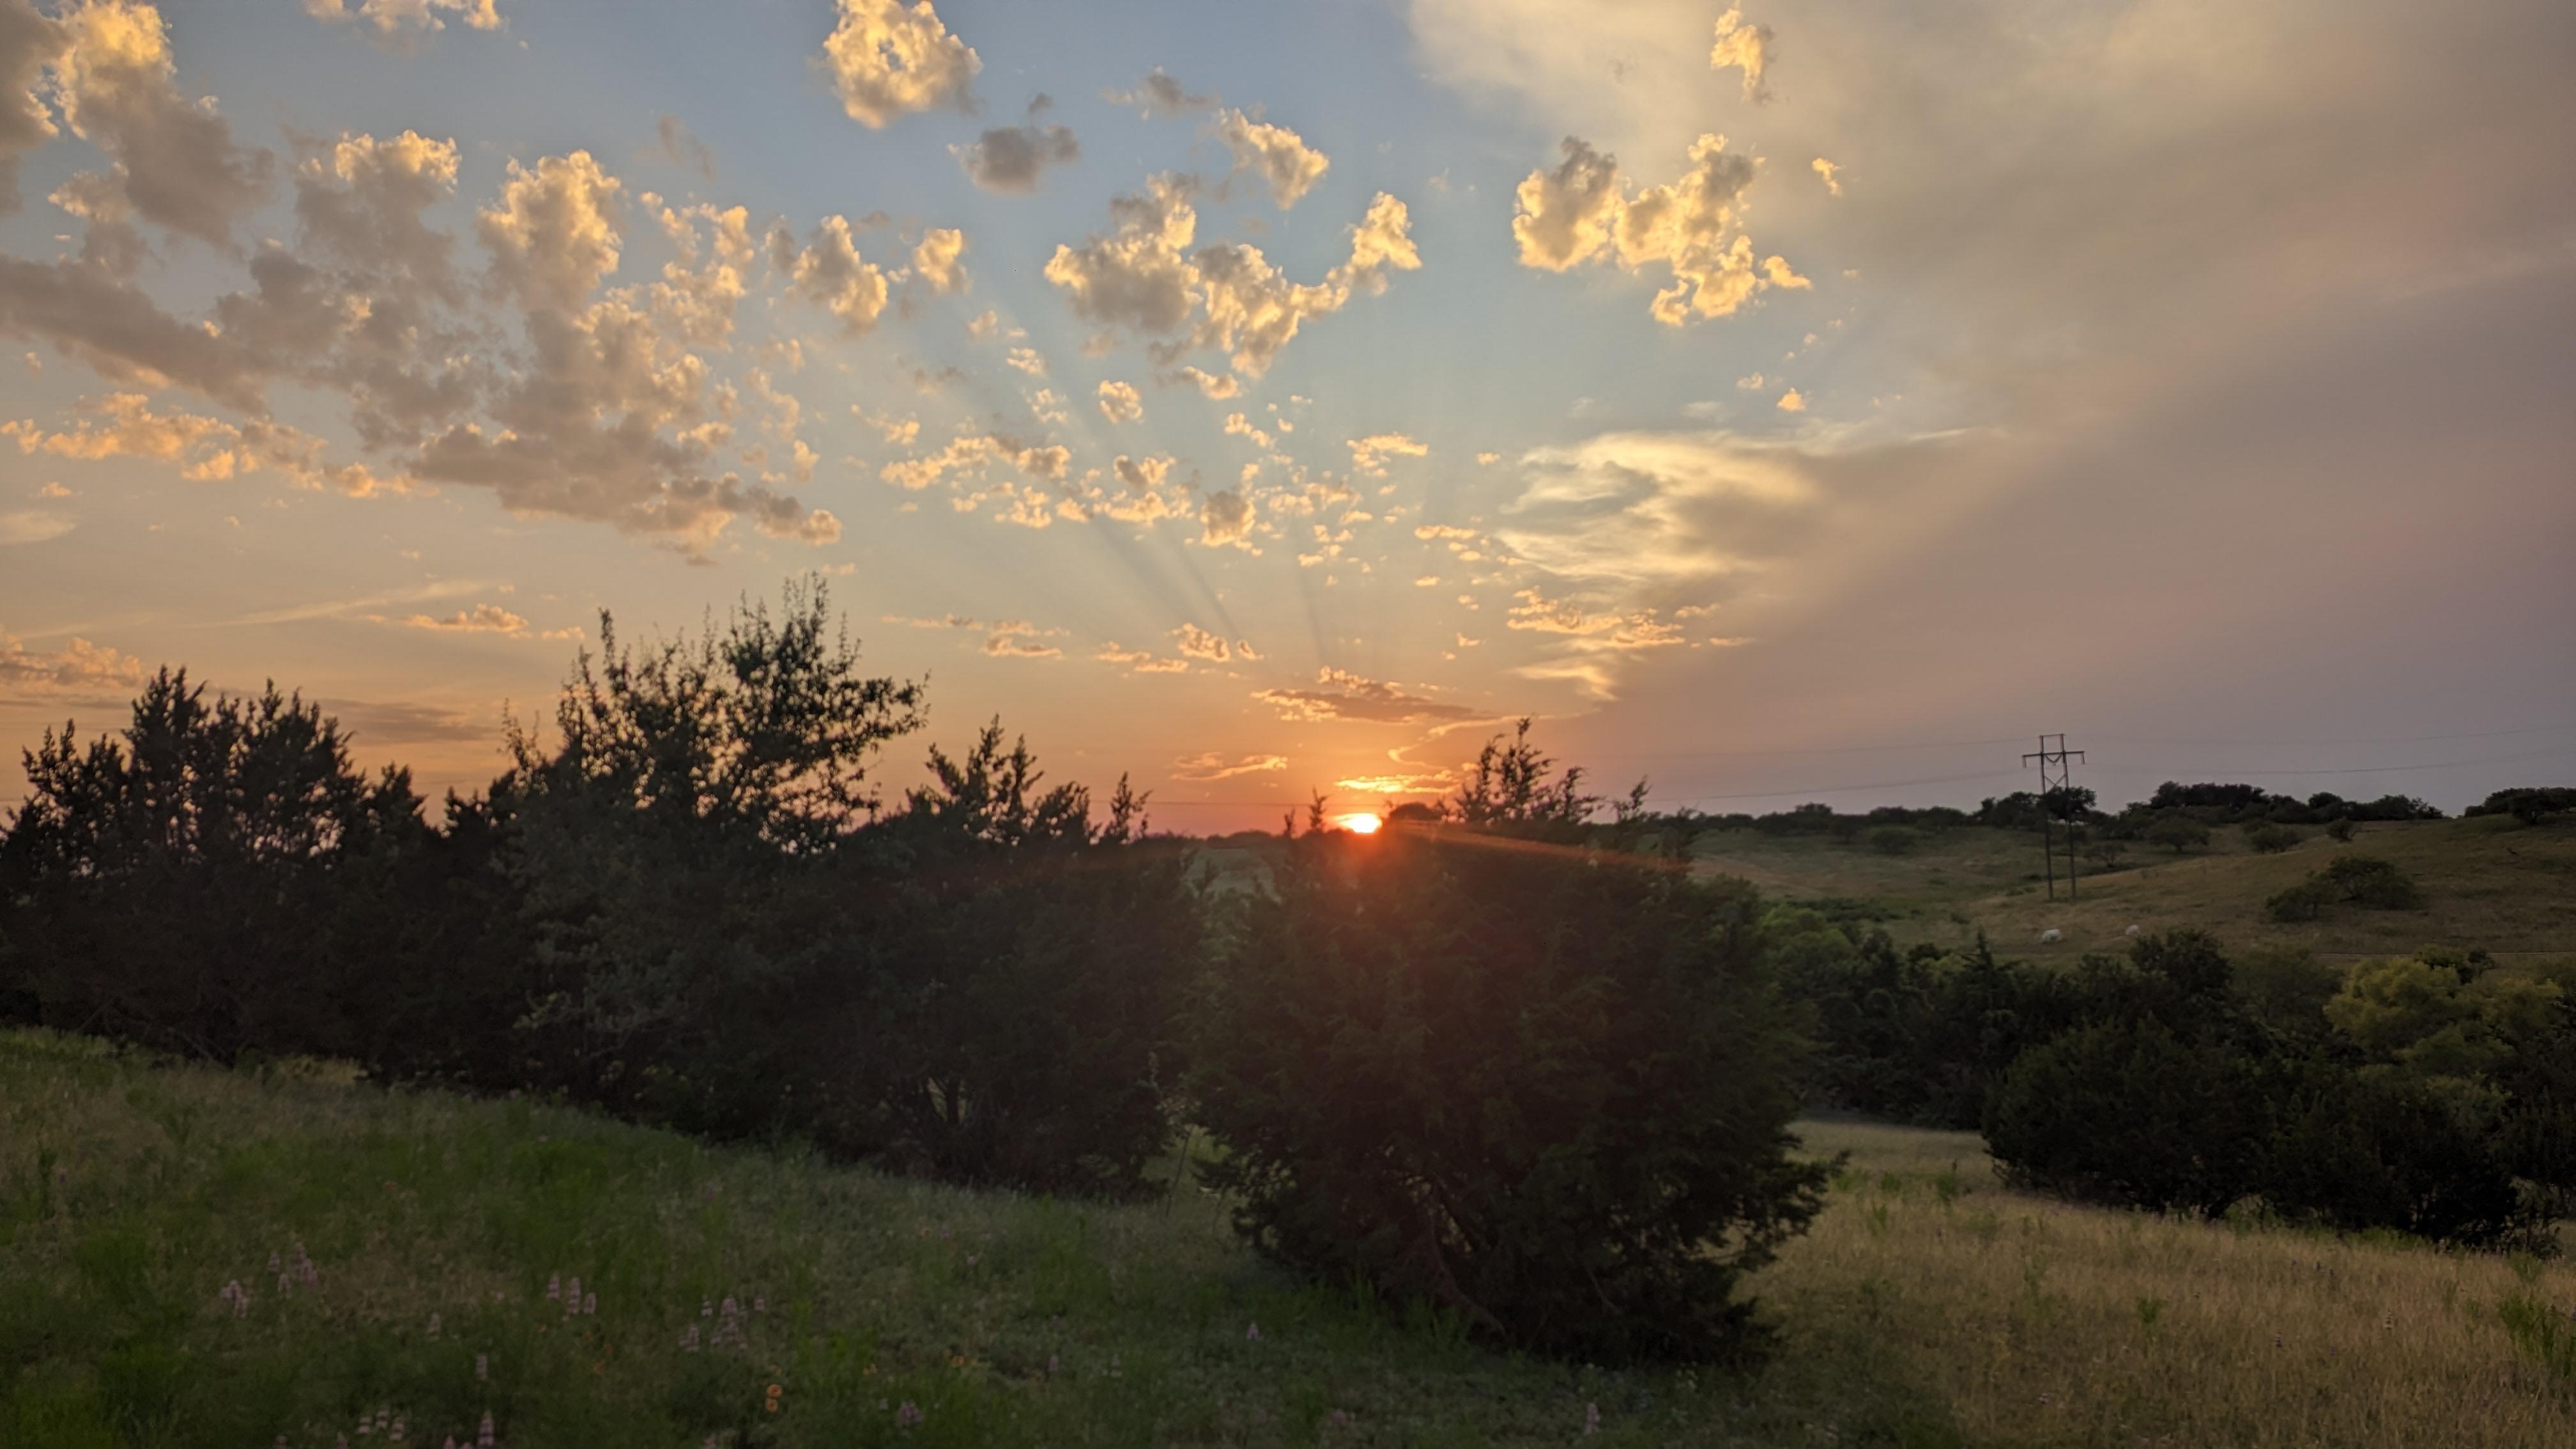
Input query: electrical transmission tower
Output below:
<box><xmin>2022</xmin><ymin>733</ymin><xmax>2087</xmax><ymax>901</ymax></box>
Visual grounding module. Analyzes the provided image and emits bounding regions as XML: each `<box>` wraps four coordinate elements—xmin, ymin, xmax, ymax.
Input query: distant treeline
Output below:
<box><xmin>1775</xmin><ymin>916</ymin><xmax>2576</xmax><ymax>1248</ymax></box>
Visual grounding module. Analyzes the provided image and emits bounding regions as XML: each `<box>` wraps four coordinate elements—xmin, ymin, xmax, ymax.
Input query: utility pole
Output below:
<box><xmin>2022</xmin><ymin>733</ymin><xmax>2087</xmax><ymax>901</ymax></box>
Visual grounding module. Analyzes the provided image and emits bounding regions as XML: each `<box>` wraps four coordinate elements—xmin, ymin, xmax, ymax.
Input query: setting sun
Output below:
<box><xmin>1338</xmin><ymin>813</ymin><xmax>1384</xmax><ymax>835</ymax></box>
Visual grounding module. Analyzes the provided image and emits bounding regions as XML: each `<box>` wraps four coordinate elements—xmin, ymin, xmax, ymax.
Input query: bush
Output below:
<box><xmin>1864</xmin><ymin>824</ymin><xmax>1923</xmax><ymax>856</ymax></box>
<box><xmin>2261</xmin><ymin>1065</ymin><xmax>2538</xmax><ymax>1247</ymax></box>
<box><xmin>2244</xmin><ymin>824</ymin><xmax>2303</xmax><ymax>854</ymax></box>
<box><xmin>2265</xmin><ymin>880</ymin><xmax>2333</xmax><ymax>923</ymax></box>
<box><xmin>1986</xmin><ymin>1020</ymin><xmax>2271</xmax><ymax>1217</ymax></box>
<box><xmin>2470</xmin><ymin>787</ymin><xmax>2576</xmax><ymax>826</ymax></box>
<box><xmin>2326</xmin><ymin>818</ymin><xmax>2356</xmax><ymax>841</ymax></box>
<box><xmin>2144</xmin><ymin>816</ymin><xmax>2211</xmax><ymax>854</ymax></box>
<box><xmin>2320</xmin><ymin>855</ymin><xmax>2425</xmax><ymax>909</ymax></box>
<box><xmin>1191</xmin><ymin>831</ymin><xmax>1829</xmax><ymax>1363</ymax></box>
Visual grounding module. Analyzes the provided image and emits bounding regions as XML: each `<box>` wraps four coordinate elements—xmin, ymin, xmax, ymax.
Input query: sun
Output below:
<box><xmin>1338</xmin><ymin>812</ymin><xmax>1383</xmax><ymax>835</ymax></box>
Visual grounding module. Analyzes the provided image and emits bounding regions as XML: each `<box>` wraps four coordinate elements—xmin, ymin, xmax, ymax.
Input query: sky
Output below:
<box><xmin>2</xmin><ymin>0</ymin><xmax>2572</xmax><ymax>831</ymax></box>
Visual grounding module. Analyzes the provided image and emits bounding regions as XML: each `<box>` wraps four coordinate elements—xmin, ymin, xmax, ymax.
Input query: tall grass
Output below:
<box><xmin>6</xmin><ymin>1032</ymin><xmax>2571</xmax><ymax>1446</ymax></box>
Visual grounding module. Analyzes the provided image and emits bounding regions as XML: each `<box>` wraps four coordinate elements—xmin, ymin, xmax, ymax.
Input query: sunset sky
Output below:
<box><xmin>3</xmin><ymin>0</ymin><xmax>2572</xmax><ymax>830</ymax></box>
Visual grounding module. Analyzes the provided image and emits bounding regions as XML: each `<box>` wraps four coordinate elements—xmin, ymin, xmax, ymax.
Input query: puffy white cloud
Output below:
<box><xmin>1171</xmin><ymin>751</ymin><xmax>1286</xmax><ymax>781</ymax></box>
<box><xmin>1775</xmin><ymin>388</ymin><xmax>1804</xmax><ymax>411</ymax></box>
<box><xmin>1253</xmin><ymin>667</ymin><xmax>1483</xmax><ymax>724</ymax></box>
<box><xmin>911</xmin><ymin>226</ymin><xmax>968</xmax><ymax>294</ymax></box>
<box><xmin>981</xmin><ymin>619</ymin><xmax>1061</xmax><ymax>659</ymax></box>
<box><xmin>1171</xmin><ymin>623</ymin><xmax>1236</xmax><ymax>661</ymax></box>
<box><xmin>0</xmin><ymin>0</ymin><xmax>67</xmax><ymax>213</ymax></box>
<box><xmin>296</xmin><ymin>130</ymin><xmax>463</xmax><ymax>295</ymax></box>
<box><xmin>1199</xmin><ymin>486</ymin><xmax>1254</xmax><ymax>547</ymax></box>
<box><xmin>0</xmin><ymin>624</ymin><xmax>144</xmax><ymax>694</ymax></box>
<box><xmin>5</xmin><ymin>391</ymin><xmax>392</xmax><ymax>494</ymax></box>
<box><xmin>818</xmin><ymin>0</ymin><xmax>979</xmax><ymax>128</ymax></box>
<box><xmin>778</xmin><ymin>215</ymin><xmax>889</xmax><ymax>335</ymax></box>
<box><xmin>1811</xmin><ymin>157</ymin><xmax>1841</xmax><ymax>196</ymax></box>
<box><xmin>1213</xmin><ymin>108</ymin><xmax>1329</xmax><ymax>209</ymax></box>
<box><xmin>1511</xmin><ymin>134</ymin><xmax>1801</xmax><ymax>325</ymax></box>
<box><xmin>645</xmin><ymin>201</ymin><xmax>755</xmax><ymax>346</ymax></box>
<box><xmin>879</xmin><ymin>430</ymin><xmax>1064</xmax><ymax>491</ymax></box>
<box><xmin>1096</xmin><ymin>379</ymin><xmax>1142</xmax><ymax>423</ymax></box>
<box><xmin>1347</xmin><ymin>432</ymin><xmax>1427</xmax><ymax>475</ymax></box>
<box><xmin>0</xmin><ymin>253</ymin><xmax>268</xmax><ymax>408</ymax></box>
<box><xmin>478</xmin><ymin>151</ymin><xmax>623</xmax><ymax>312</ymax></box>
<box><xmin>1105</xmin><ymin>67</ymin><xmax>1213</xmax><ymax>118</ymax></box>
<box><xmin>954</xmin><ymin>112</ymin><xmax>1080</xmax><ymax>194</ymax></box>
<box><xmin>1046</xmin><ymin>178</ymin><xmax>1419</xmax><ymax>378</ymax></box>
<box><xmin>1164</xmin><ymin>364</ymin><xmax>1239</xmax><ymax>398</ymax></box>
<box><xmin>1708</xmin><ymin>6</ymin><xmax>1772</xmax><ymax>100</ymax></box>
<box><xmin>1004</xmin><ymin>346</ymin><xmax>1045</xmax><ymax>376</ymax></box>
<box><xmin>305</xmin><ymin>0</ymin><xmax>505</xmax><ymax>40</ymax></box>
<box><xmin>49</xmin><ymin>0</ymin><xmax>274</xmax><ymax>247</ymax></box>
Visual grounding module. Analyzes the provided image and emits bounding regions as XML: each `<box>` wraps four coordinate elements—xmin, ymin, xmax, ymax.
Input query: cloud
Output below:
<box><xmin>910</xmin><ymin>226</ymin><xmax>969</xmax><ymax>294</ymax></box>
<box><xmin>1094</xmin><ymin>641</ymin><xmax>1188</xmax><ymax>673</ymax></box>
<box><xmin>954</xmin><ymin>113</ymin><xmax>1080</xmax><ymax>194</ymax></box>
<box><xmin>1004</xmin><ymin>346</ymin><xmax>1045</xmax><ymax>376</ymax></box>
<box><xmin>1811</xmin><ymin>157</ymin><xmax>1841</xmax><ymax>196</ymax></box>
<box><xmin>305</xmin><ymin>0</ymin><xmax>505</xmax><ymax>40</ymax></box>
<box><xmin>0</xmin><ymin>624</ymin><xmax>144</xmax><ymax>695</ymax></box>
<box><xmin>0</xmin><ymin>0</ymin><xmax>68</xmax><ymax>214</ymax></box>
<box><xmin>1496</xmin><ymin>429</ymin><xmax>1819</xmax><ymax>590</ymax></box>
<box><xmin>1512</xmin><ymin>134</ymin><xmax>1800</xmax><ymax>326</ymax></box>
<box><xmin>295</xmin><ymin>130</ymin><xmax>462</xmax><ymax>296</ymax></box>
<box><xmin>1707</xmin><ymin>6</ymin><xmax>1772</xmax><ymax>100</ymax></box>
<box><xmin>818</xmin><ymin>0</ymin><xmax>979</xmax><ymax>128</ymax></box>
<box><xmin>1106</xmin><ymin>67</ymin><xmax>1213</xmax><ymax>118</ymax></box>
<box><xmin>1171</xmin><ymin>623</ymin><xmax>1238</xmax><ymax>662</ymax></box>
<box><xmin>1172</xmin><ymin>751</ymin><xmax>1286</xmax><ymax>781</ymax></box>
<box><xmin>478</xmin><ymin>150</ymin><xmax>622</xmax><ymax>312</ymax></box>
<box><xmin>311</xmin><ymin>696</ymin><xmax>497</xmax><ymax>744</ymax></box>
<box><xmin>1347</xmin><ymin>432</ymin><xmax>1427</xmax><ymax>475</ymax></box>
<box><xmin>404</xmin><ymin>603</ymin><xmax>528</xmax><ymax>634</ymax></box>
<box><xmin>1774</xmin><ymin>387</ymin><xmax>1805</xmax><ymax>412</ymax></box>
<box><xmin>1045</xmin><ymin>178</ymin><xmax>1420</xmax><ymax>378</ymax></box>
<box><xmin>1199</xmin><ymin>486</ymin><xmax>1254</xmax><ymax>547</ymax></box>
<box><xmin>1096</xmin><ymin>379</ymin><xmax>1142</xmax><ymax>423</ymax></box>
<box><xmin>0</xmin><ymin>508</ymin><xmax>71</xmax><ymax>543</ymax></box>
<box><xmin>880</xmin><ymin>430</ymin><xmax>1066</xmax><ymax>491</ymax></box>
<box><xmin>50</xmin><ymin>0</ymin><xmax>275</xmax><ymax>248</ymax></box>
<box><xmin>1213</xmin><ymin>108</ymin><xmax>1329</xmax><ymax>209</ymax></box>
<box><xmin>648</xmin><ymin>114</ymin><xmax>715</xmax><ymax>178</ymax></box>
<box><xmin>6</xmin><ymin>391</ymin><xmax>392</xmax><ymax>494</ymax></box>
<box><xmin>1165</xmin><ymin>364</ymin><xmax>1239</xmax><ymax>398</ymax></box>
<box><xmin>778</xmin><ymin>215</ymin><xmax>890</xmax><ymax>335</ymax></box>
<box><xmin>1253</xmin><ymin>667</ymin><xmax>1483</xmax><ymax>724</ymax></box>
<box><xmin>981</xmin><ymin>619</ymin><xmax>1060</xmax><ymax>659</ymax></box>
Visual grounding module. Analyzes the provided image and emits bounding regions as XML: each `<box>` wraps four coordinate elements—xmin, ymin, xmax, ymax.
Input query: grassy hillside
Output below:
<box><xmin>8</xmin><ymin>1031</ymin><xmax>2575</xmax><ymax>1446</ymax></box>
<box><xmin>1689</xmin><ymin>815</ymin><xmax>2576</xmax><ymax>958</ymax></box>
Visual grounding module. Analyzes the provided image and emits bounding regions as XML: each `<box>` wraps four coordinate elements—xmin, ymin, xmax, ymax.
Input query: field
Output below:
<box><xmin>1687</xmin><ymin>815</ymin><xmax>2576</xmax><ymax>959</ymax></box>
<box><xmin>8</xmin><ymin>1031</ymin><xmax>2574</xmax><ymax>1447</ymax></box>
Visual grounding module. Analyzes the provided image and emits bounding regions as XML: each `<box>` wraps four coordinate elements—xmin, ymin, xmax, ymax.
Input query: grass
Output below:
<box><xmin>8</xmin><ymin>1029</ymin><xmax>2575</xmax><ymax>1446</ymax></box>
<box><xmin>1689</xmin><ymin>816</ymin><xmax>2576</xmax><ymax>958</ymax></box>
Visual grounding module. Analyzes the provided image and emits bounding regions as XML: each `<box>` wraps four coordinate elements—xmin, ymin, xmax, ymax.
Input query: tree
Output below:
<box><xmin>1986</xmin><ymin>1020</ymin><xmax>2271</xmax><ymax>1218</ymax></box>
<box><xmin>2144</xmin><ymin>816</ymin><xmax>2212</xmax><ymax>854</ymax></box>
<box><xmin>1192</xmin><ymin>832</ymin><xmax>1828</xmax><ymax>1362</ymax></box>
<box><xmin>0</xmin><ymin>671</ymin><xmax>424</xmax><ymax>1062</ymax></box>
<box><xmin>1451</xmin><ymin>718</ymin><xmax>1608</xmax><ymax>834</ymax></box>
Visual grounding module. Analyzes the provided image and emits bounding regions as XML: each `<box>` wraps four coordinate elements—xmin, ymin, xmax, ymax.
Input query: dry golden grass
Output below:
<box><xmin>1692</xmin><ymin>816</ymin><xmax>2576</xmax><ymax>959</ymax></box>
<box><xmin>1773</xmin><ymin>1119</ymin><xmax>2576</xmax><ymax>1447</ymax></box>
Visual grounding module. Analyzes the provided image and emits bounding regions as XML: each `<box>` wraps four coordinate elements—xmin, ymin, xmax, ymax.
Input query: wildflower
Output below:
<box><xmin>895</xmin><ymin>1400</ymin><xmax>924</xmax><ymax>1427</ymax></box>
<box><xmin>1046</xmin><ymin>1354</ymin><xmax>1058</xmax><ymax>1375</ymax></box>
<box><xmin>547</xmin><ymin>1274</ymin><xmax>561</xmax><ymax>1302</ymax></box>
<box><xmin>392</xmin><ymin>1416</ymin><xmax>407</xmax><ymax>1442</ymax></box>
<box><xmin>218</xmin><ymin>1280</ymin><xmax>251</xmax><ymax>1317</ymax></box>
<box><xmin>427</xmin><ymin>1312</ymin><xmax>442</xmax><ymax>1340</ymax></box>
<box><xmin>753</xmin><ymin>1295</ymin><xmax>766</xmax><ymax>1314</ymax></box>
<box><xmin>475</xmin><ymin>1353</ymin><xmax>489</xmax><ymax>1382</ymax></box>
<box><xmin>1246</xmin><ymin>1322</ymin><xmax>1261</xmax><ymax>1342</ymax></box>
<box><xmin>681</xmin><ymin>1325</ymin><xmax>702</xmax><ymax>1353</ymax></box>
<box><xmin>477</xmin><ymin>1411</ymin><xmax>496</xmax><ymax>1448</ymax></box>
<box><xmin>269</xmin><ymin>1252</ymin><xmax>284</xmax><ymax>1275</ymax></box>
<box><xmin>1584</xmin><ymin>1402</ymin><xmax>1601</xmax><ymax>1436</ymax></box>
<box><xmin>583</xmin><ymin>1291</ymin><xmax>597</xmax><ymax>1315</ymax></box>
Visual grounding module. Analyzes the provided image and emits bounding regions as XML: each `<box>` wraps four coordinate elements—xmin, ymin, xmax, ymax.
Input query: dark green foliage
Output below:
<box><xmin>848</xmin><ymin>724</ymin><xmax>1197</xmax><ymax>1196</ymax></box>
<box><xmin>2325</xmin><ymin>818</ymin><xmax>2356</xmax><ymax>841</ymax></box>
<box><xmin>1190</xmin><ymin>831</ymin><xmax>1828</xmax><ymax>1363</ymax></box>
<box><xmin>2469</xmin><ymin>787</ymin><xmax>2576</xmax><ymax>826</ymax></box>
<box><xmin>2143</xmin><ymin>816</ymin><xmax>2212</xmax><ymax>854</ymax></box>
<box><xmin>1449</xmin><ymin>717</ymin><xmax>1607</xmax><ymax>834</ymax></box>
<box><xmin>2258</xmin><ymin>1065</ymin><xmax>2539</xmax><ymax>1247</ymax></box>
<box><xmin>1864</xmin><ymin>825</ymin><xmax>1922</xmax><ymax>856</ymax></box>
<box><xmin>2269</xmin><ymin>855</ymin><xmax>2423</xmax><ymax>921</ymax></box>
<box><xmin>1986</xmin><ymin>1020</ymin><xmax>2271</xmax><ymax>1218</ymax></box>
<box><xmin>0</xmin><ymin>671</ymin><xmax>425</xmax><ymax>1063</ymax></box>
<box><xmin>2244</xmin><ymin>823</ymin><xmax>2302</xmax><ymax>854</ymax></box>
